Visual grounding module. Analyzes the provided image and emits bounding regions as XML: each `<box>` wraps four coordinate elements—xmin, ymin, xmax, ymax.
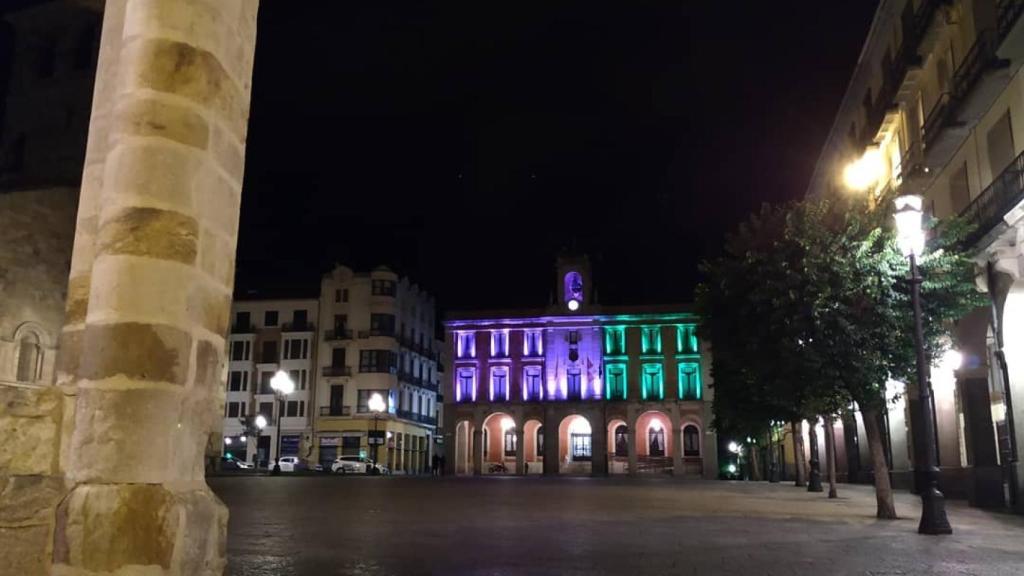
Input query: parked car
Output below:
<box><xmin>221</xmin><ymin>457</ymin><xmax>253</xmax><ymax>471</ymax></box>
<box><xmin>331</xmin><ymin>456</ymin><xmax>388</xmax><ymax>475</ymax></box>
<box><xmin>277</xmin><ymin>456</ymin><xmax>304</xmax><ymax>472</ymax></box>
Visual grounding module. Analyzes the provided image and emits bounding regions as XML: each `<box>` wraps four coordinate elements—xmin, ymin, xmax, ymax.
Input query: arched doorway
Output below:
<box><xmin>558</xmin><ymin>414</ymin><xmax>593</xmax><ymax>475</ymax></box>
<box><xmin>523</xmin><ymin>419</ymin><xmax>544</xmax><ymax>474</ymax></box>
<box><xmin>454</xmin><ymin>420</ymin><xmax>473</xmax><ymax>475</ymax></box>
<box><xmin>606</xmin><ymin>419</ymin><xmax>628</xmax><ymax>474</ymax></box>
<box><xmin>481</xmin><ymin>412</ymin><xmax>516</xmax><ymax>474</ymax></box>
<box><xmin>680</xmin><ymin>423</ymin><xmax>703</xmax><ymax>477</ymax></box>
<box><xmin>635</xmin><ymin>411</ymin><xmax>672</xmax><ymax>474</ymax></box>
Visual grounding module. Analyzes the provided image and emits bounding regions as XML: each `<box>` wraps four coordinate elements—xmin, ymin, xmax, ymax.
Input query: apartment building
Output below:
<box><xmin>222</xmin><ymin>299</ymin><xmax>318</xmax><ymax>467</ymax></box>
<box><xmin>312</xmin><ymin>265</ymin><xmax>442</xmax><ymax>474</ymax></box>
<box><xmin>808</xmin><ymin>0</ymin><xmax>1024</xmax><ymax>509</ymax></box>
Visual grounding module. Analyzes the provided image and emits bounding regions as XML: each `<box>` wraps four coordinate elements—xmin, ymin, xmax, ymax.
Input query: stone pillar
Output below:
<box><xmin>52</xmin><ymin>1</ymin><xmax>259</xmax><ymax>574</ymax></box>
<box><xmin>672</xmin><ymin>426</ymin><xmax>684</xmax><ymax>476</ymax></box>
<box><xmin>627</xmin><ymin>427</ymin><xmax>638</xmax><ymax>476</ymax></box>
<box><xmin>472</xmin><ymin>429</ymin><xmax>483</xmax><ymax>476</ymax></box>
<box><xmin>542</xmin><ymin>408</ymin><xmax>559</xmax><ymax>475</ymax></box>
<box><xmin>962</xmin><ymin>377</ymin><xmax>1005</xmax><ymax>508</ymax></box>
<box><xmin>515</xmin><ymin>428</ymin><xmax>525</xmax><ymax>475</ymax></box>
<box><xmin>590</xmin><ymin>415</ymin><xmax>608</xmax><ymax>476</ymax></box>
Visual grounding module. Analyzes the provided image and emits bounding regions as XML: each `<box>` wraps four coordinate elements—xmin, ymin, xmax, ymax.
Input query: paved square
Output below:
<box><xmin>210</xmin><ymin>476</ymin><xmax>1024</xmax><ymax>576</ymax></box>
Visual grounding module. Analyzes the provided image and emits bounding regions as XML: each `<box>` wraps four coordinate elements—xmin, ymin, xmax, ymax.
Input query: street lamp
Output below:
<box><xmin>368</xmin><ymin>392</ymin><xmax>386</xmax><ymax>471</ymax></box>
<box><xmin>893</xmin><ymin>194</ymin><xmax>952</xmax><ymax>535</ymax></box>
<box><xmin>255</xmin><ymin>415</ymin><xmax>267</xmax><ymax>469</ymax></box>
<box><xmin>270</xmin><ymin>370</ymin><xmax>295</xmax><ymax>476</ymax></box>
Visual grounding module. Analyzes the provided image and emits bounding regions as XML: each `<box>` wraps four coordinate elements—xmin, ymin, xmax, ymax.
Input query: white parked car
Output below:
<box><xmin>277</xmin><ymin>456</ymin><xmax>303</xmax><ymax>472</ymax></box>
<box><xmin>331</xmin><ymin>456</ymin><xmax>388</xmax><ymax>475</ymax></box>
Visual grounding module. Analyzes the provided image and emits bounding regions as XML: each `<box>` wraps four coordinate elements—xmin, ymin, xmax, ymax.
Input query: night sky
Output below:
<box><xmin>236</xmin><ymin>2</ymin><xmax>879</xmax><ymax>310</ymax></box>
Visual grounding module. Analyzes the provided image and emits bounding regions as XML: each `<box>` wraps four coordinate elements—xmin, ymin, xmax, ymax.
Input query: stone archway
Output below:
<box><xmin>635</xmin><ymin>410</ymin><xmax>673</xmax><ymax>474</ymax></box>
<box><xmin>523</xmin><ymin>418</ymin><xmax>544</xmax><ymax>474</ymax></box>
<box><xmin>1</xmin><ymin>1</ymin><xmax>262</xmax><ymax>574</ymax></box>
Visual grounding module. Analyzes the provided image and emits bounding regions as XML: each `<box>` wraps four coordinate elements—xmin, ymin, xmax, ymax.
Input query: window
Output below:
<box><xmin>524</xmin><ymin>330</ymin><xmax>543</xmax><ymax>356</ymax></box>
<box><xmin>372</xmin><ymin>279</ymin><xmax>397</xmax><ymax>296</ymax></box>
<box><xmin>260</xmin><ymin>341</ymin><xmax>278</xmax><ymax>363</ymax></box>
<box><xmin>676</xmin><ymin>325</ymin><xmax>698</xmax><ymax>354</ymax></box>
<box><xmin>234</xmin><ymin>311</ymin><xmax>251</xmax><ymax>331</ymax></box>
<box><xmin>258</xmin><ymin>402</ymin><xmax>273</xmax><ymax>423</ymax></box>
<box><xmin>288</xmin><ymin>369</ymin><xmax>301</xmax><ymax>390</ymax></box>
<box><xmin>16</xmin><ymin>334</ymin><xmax>40</xmax><ymax>382</ymax></box>
<box><xmin>291</xmin><ymin>309</ymin><xmax>308</xmax><ymax>330</ymax></box>
<box><xmin>571</xmin><ymin>433</ymin><xmax>591</xmax><ymax>461</ymax></box>
<box><xmin>359</xmin><ymin>350</ymin><xmax>396</xmax><ymax>373</ymax></box>
<box><xmin>342</xmin><ymin>289</ymin><xmax>349</xmax><ymax>302</ymax></box>
<box><xmin>537</xmin><ymin>426</ymin><xmax>545</xmax><ymax>456</ymax></box>
<box><xmin>683</xmin><ymin>425</ymin><xmax>700</xmax><ymax>456</ymax></box>
<box><xmin>329</xmin><ymin>385</ymin><xmax>344</xmax><ymax>415</ymax></box>
<box><xmin>605</xmin><ymin>363</ymin><xmax>627</xmax><ymax>400</ymax></box>
<box><xmin>228</xmin><ymin>371</ymin><xmax>245</xmax><ymax>392</ymax></box>
<box><xmin>457</xmin><ymin>332</ymin><xmax>476</xmax><ymax>358</ymax></box>
<box><xmin>331</xmin><ymin>347</ymin><xmax>346</xmax><ymax>368</ymax></box>
<box><xmin>949</xmin><ymin>163</ymin><xmax>971</xmax><ymax>214</ymax></box>
<box><xmin>568</xmin><ymin>330</ymin><xmax>579</xmax><ymax>345</ymax></box>
<box><xmin>285</xmin><ymin>400</ymin><xmax>300</xmax><ymax>417</ymax></box>
<box><xmin>259</xmin><ymin>372</ymin><xmax>273</xmax><ymax>394</ymax></box>
<box><xmin>230</xmin><ymin>340</ymin><xmax>250</xmax><ymax>361</ymax></box>
<box><xmin>335</xmin><ymin>289</ymin><xmax>341</xmax><ymax>303</ymax></box>
<box><xmin>490</xmin><ymin>367</ymin><xmax>509</xmax><ymax>401</ymax></box>
<box><xmin>614</xmin><ymin>425</ymin><xmax>629</xmax><ymax>457</ymax></box>
<box><xmin>678</xmin><ymin>363</ymin><xmax>702</xmax><ymax>400</ymax></box>
<box><xmin>490</xmin><ymin>330</ymin><xmax>509</xmax><ymax>357</ymax></box>
<box><xmin>357</xmin><ymin>389</ymin><xmax>388</xmax><ymax>413</ymax></box>
<box><xmin>457</xmin><ymin>368</ymin><xmax>476</xmax><ymax>402</ymax></box>
<box><xmin>264</xmin><ymin>310</ymin><xmax>279</xmax><ymax>327</ymax></box>
<box><xmin>504</xmin><ymin>427</ymin><xmax>517</xmax><ymax>457</ymax></box>
<box><xmin>370</xmin><ymin>313</ymin><xmax>396</xmax><ymax>335</ymax></box>
<box><xmin>648</xmin><ymin>423</ymin><xmax>665</xmax><ymax>457</ymax></box>
<box><xmin>987</xmin><ymin>109</ymin><xmax>1016</xmax><ymax>180</ymax></box>
<box><xmin>226</xmin><ymin>401</ymin><xmax>243</xmax><ymax>418</ymax></box>
<box><xmin>641</xmin><ymin>364</ymin><xmax>664</xmax><ymax>400</ymax></box>
<box><xmin>641</xmin><ymin>327</ymin><xmax>661</xmax><ymax>354</ymax></box>
<box><xmin>604</xmin><ymin>327</ymin><xmax>625</xmax><ymax>355</ymax></box>
<box><xmin>284</xmin><ymin>338</ymin><xmax>308</xmax><ymax>360</ymax></box>
<box><xmin>567</xmin><ymin>369</ymin><xmax>582</xmax><ymax>399</ymax></box>
<box><xmin>342</xmin><ymin>436</ymin><xmax>360</xmax><ymax>456</ymax></box>
<box><xmin>523</xmin><ymin>366</ymin><xmax>542</xmax><ymax>401</ymax></box>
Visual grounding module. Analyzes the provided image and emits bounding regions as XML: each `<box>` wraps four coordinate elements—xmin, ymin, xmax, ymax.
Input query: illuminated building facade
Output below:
<box><xmin>808</xmin><ymin>0</ymin><xmax>1024</xmax><ymax>509</ymax></box>
<box><xmin>443</xmin><ymin>256</ymin><xmax>717</xmax><ymax>477</ymax></box>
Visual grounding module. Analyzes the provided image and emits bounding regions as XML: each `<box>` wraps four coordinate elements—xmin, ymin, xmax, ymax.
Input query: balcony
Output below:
<box><xmin>319</xmin><ymin>405</ymin><xmax>351</xmax><ymax>417</ymax></box>
<box><xmin>396</xmin><ymin>409</ymin><xmax>437</xmax><ymax>426</ymax></box>
<box><xmin>231</xmin><ymin>323</ymin><xmax>256</xmax><ymax>334</ymax></box>
<box><xmin>959</xmin><ymin>147</ymin><xmax>1024</xmax><ymax>248</ymax></box>
<box><xmin>321</xmin><ymin>365</ymin><xmax>352</xmax><ymax>377</ymax></box>
<box><xmin>358</xmin><ymin>329</ymin><xmax>396</xmax><ymax>339</ymax></box>
<box><xmin>324</xmin><ymin>328</ymin><xmax>353</xmax><ymax>341</ymax></box>
<box><xmin>282</xmin><ymin>322</ymin><xmax>314</xmax><ymax>333</ymax></box>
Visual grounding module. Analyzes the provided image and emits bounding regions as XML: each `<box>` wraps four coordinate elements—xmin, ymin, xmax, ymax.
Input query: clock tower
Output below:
<box><xmin>555</xmin><ymin>254</ymin><xmax>592</xmax><ymax>313</ymax></box>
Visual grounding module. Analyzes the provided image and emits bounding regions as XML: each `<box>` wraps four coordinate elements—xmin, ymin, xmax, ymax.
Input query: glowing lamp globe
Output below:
<box><xmin>239</xmin><ymin>435</ymin><xmax>247</xmax><ymax>443</ymax></box>
<box><xmin>649</xmin><ymin>419</ymin><xmax>663</xmax><ymax>432</ymax></box>
<box><xmin>224</xmin><ymin>437</ymin><xmax>233</xmax><ymax>445</ymax></box>
<box><xmin>893</xmin><ymin>195</ymin><xmax>925</xmax><ymax>257</ymax></box>
<box><xmin>567</xmin><ymin>298</ymin><xmax>580</xmax><ymax>311</ymax></box>
<box><xmin>368</xmin><ymin>392</ymin><xmax>386</xmax><ymax>414</ymax></box>
<box><xmin>500</xmin><ymin>416</ymin><xmax>515</xmax><ymax>432</ymax></box>
<box><xmin>255</xmin><ymin>415</ymin><xmax>268</xmax><ymax>429</ymax></box>
<box><xmin>727</xmin><ymin>464</ymin><xmax>737</xmax><ymax>474</ymax></box>
<box><xmin>270</xmin><ymin>370</ymin><xmax>295</xmax><ymax>396</ymax></box>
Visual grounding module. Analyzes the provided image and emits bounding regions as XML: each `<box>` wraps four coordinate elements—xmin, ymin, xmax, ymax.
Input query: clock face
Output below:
<box><xmin>567</xmin><ymin>299</ymin><xmax>580</xmax><ymax>311</ymax></box>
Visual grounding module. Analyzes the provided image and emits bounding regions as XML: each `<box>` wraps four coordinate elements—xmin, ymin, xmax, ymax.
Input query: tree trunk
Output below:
<box><xmin>861</xmin><ymin>406</ymin><xmax>897</xmax><ymax>519</ymax></box>
<box><xmin>750</xmin><ymin>444</ymin><xmax>762</xmax><ymax>481</ymax></box>
<box><xmin>792</xmin><ymin>421</ymin><xmax>807</xmax><ymax>487</ymax></box>
<box><xmin>824</xmin><ymin>415</ymin><xmax>838</xmax><ymax>499</ymax></box>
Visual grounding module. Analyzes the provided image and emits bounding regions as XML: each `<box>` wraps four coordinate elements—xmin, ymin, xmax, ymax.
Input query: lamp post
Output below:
<box><xmin>270</xmin><ymin>370</ymin><xmax>295</xmax><ymax>476</ymax></box>
<box><xmin>255</xmin><ymin>414</ymin><xmax>267</xmax><ymax>469</ymax></box>
<box><xmin>768</xmin><ymin>421</ymin><xmax>780</xmax><ymax>483</ymax></box>
<box><xmin>894</xmin><ymin>194</ymin><xmax>952</xmax><ymax>535</ymax></box>
<box><xmin>368</xmin><ymin>392</ymin><xmax>386</xmax><ymax>471</ymax></box>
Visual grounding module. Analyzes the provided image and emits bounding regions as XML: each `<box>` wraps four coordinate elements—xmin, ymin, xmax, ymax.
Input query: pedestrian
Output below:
<box><xmin>431</xmin><ymin>453</ymin><xmax>440</xmax><ymax>476</ymax></box>
<box><xmin>439</xmin><ymin>454</ymin><xmax>446</xmax><ymax>476</ymax></box>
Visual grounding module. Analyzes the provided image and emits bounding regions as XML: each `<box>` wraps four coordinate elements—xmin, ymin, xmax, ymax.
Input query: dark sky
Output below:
<box><xmin>236</xmin><ymin>2</ymin><xmax>879</xmax><ymax>309</ymax></box>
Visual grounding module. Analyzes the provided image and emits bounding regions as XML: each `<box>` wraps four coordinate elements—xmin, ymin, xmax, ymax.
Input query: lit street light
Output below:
<box><xmin>270</xmin><ymin>370</ymin><xmax>295</xmax><ymax>476</ymax></box>
<box><xmin>368</xmin><ymin>392</ymin><xmax>387</xmax><ymax>472</ymax></box>
<box><xmin>255</xmin><ymin>415</ymin><xmax>267</xmax><ymax>469</ymax></box>
<box><xmin>894</xmin><ymin>194</ymin><xmax>952</xmax><ymax>535</ymax></box>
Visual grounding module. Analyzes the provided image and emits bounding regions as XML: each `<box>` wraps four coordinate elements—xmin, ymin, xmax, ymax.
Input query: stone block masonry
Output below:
<box><xmin>0</xmin><ymin>1</ymin><xmax>260</xmax><ymax>575</ymax></box>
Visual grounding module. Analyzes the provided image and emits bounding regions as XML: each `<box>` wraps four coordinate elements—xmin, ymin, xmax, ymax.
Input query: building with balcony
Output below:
<box><xmin>222</xmin><ymin>299</ymin><xmax>319</xmax><ymax>468</ymax></box>
<box><xmin>808</xmin><ymin>0</ymin><xmax>1024</xmax><ymax>510</ymax></box>
<box><xmin>443</xmin><ymin>255</ymin><xmax>717</xmax><ymax>477</ymax></box>
<box><xmin>312</xmin><ymin>265</ymin><xmax>442</xmax><ymax>473</ymax></box>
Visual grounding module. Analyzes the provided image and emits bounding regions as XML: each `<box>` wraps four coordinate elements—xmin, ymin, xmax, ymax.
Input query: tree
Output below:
<box><xmin>699</xmin><ymin>194</ymin><xmax>982</xmax><ymax>518</ymax></box>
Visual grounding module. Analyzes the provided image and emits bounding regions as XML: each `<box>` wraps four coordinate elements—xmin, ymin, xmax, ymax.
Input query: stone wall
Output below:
<box><xmin>0</xmin><ymin>187</ymin><xmax>77</xmax><ymax>386</ymax></box>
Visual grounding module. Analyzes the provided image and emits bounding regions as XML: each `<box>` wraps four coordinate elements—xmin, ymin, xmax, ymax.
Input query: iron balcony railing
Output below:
<box><xmin>230</xmin><ymin>323</ymin><xmax>256</xmax><ymax>334</ymax></box>
<box><xmin>396</xmin><ymin>409</ymin><xmax>437</xmax><ymax>426</ymax></box>
<box><xmin>319</xmin><ymin>405</ymin><xmax>351</xmax><ymax>417</ymax></box>
<box><xmin>358</xmin><ymin>329</ymin><xmax>396</xmax><ymax>339</ymax></box>
<box><xmin>923</xmin><ymin>31</ymin><xmax>996</xmax><ymax>148</ymax></box>
<box><xmin>324</xmin><ymin>328</ymin><xmax>353</xmax><ymax>341</ymax></box>
<box><xmin>959</xmin><ymin>147</ymin><xmax>1024</xmax><ymax>248</ymax></box>
<box><xmin>998</xmin><ymin>0</ymin><xmax>1024</xmax><ymax>41</ymax></box>
<box><xmin>321</xmin><ymin>365</ymin><xmax>352</xmax><ymax>377</ymax></box>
